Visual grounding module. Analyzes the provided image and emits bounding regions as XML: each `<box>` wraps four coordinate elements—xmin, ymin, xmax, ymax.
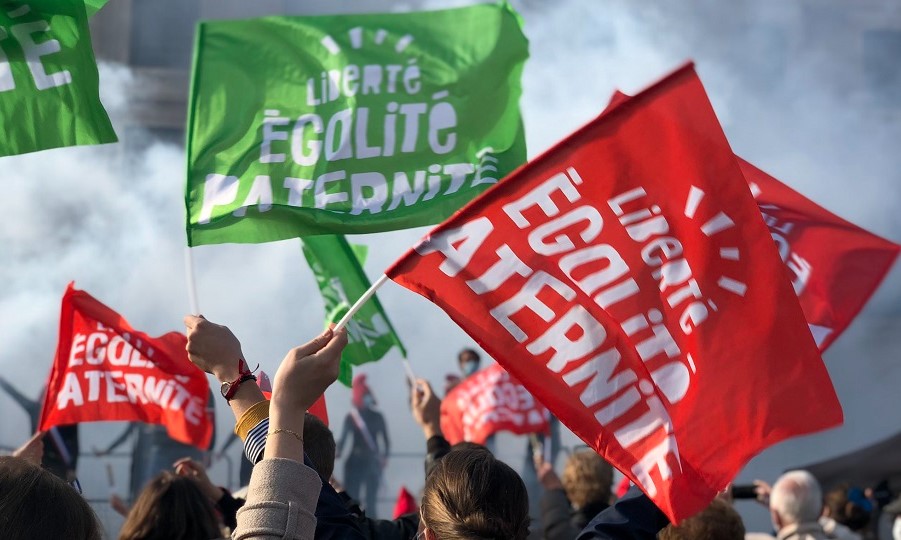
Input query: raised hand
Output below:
<box><xmin>183</xmin><ymin>315</ymin><xmax>245</xmax><ymax>382</ymax></box>
<box><xmin>411</xmin><ymin>378</ymin><xmax>442</xmax><ymax>439</ymax></box>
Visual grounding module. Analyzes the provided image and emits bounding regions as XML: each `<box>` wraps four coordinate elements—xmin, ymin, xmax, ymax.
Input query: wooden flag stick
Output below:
<box><xmin>333</xmin><ymin>274</ymin><xmax>389</xmax><ymax>333</ymax></box>
<box><xmin>185</xmin><ymin>247</ymin><xmax>200</xmax><ymax>315</ymax></box>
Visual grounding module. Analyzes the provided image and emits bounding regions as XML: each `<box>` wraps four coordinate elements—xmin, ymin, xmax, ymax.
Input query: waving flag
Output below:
<box><xmin>441</xmin><ymin>363</ymin><xmax>549</xmax><ymax>445</ymax></box>
<box><xmin>386</xmin><ymin>64</ymin><xmax>842</xmax><ymax>522</ymax></box>
<box><xmin>39</xmin><ymin>284</ymin><xmax>213</xmax><ymax>449</ymax></box>
<box><xmin>302</xmin><ymin>235</ymin><xmax>405</xmax><ymax>385</ymax></box>
<box><xmin>0</xmin><ymin>0</ymin><xmax>116</xmax><ymax>157</ymax></box>
<box><xmin>185</xmin><ymin>2</ymin><xmax>528</xmax><ymax>245</ymax></box>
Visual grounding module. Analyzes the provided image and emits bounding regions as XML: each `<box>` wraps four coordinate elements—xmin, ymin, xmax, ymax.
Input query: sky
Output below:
<box><xmin>2</xmin><ymin>0</ymin><xmax>900</xmax><ymax>531</ymax></box>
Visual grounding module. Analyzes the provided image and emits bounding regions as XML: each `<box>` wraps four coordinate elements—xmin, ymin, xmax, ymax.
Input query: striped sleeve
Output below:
<box><xmin>243</xmin><ymin>417</ymin><xmax>269</xmax><ymax>464</ymax></box>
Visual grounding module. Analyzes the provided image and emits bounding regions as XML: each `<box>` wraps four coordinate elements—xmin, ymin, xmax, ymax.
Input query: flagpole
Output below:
<box><xmin>333</xmin><ymin>274</ymin><xmax>389</xmax><ymax>332</ymax></box>
<box><xmin>185</xmin><ymin>247</ymin><xmax>200</xmax><ymax>315</ymax></box>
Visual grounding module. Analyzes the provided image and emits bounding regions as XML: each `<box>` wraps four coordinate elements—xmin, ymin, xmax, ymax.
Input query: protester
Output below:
<box><xmin>762</xmin><ymin>470</ymin><xmax>829</xmax><ymax>540</ymax></box>
<box><xmin>337</xmin><ymin>373</ymin><xmax>390</xmax><ymax>518</ymax></box>
<box><xmin>118</xmin><ymin>471</ymin><xmax>223</xmax><ymax>540</ymax></box>
<box><xmin>538</xmin><ymin>450</ymin><xmax>614</xmax><ymax>540</ymax></box>
<box><xmin>0</xmin><ymin>456</ymin><xmax>102</xmax><ymax>540</ymax></box>
<box><xmin>823</xmin><ymin>485</ymin><xmax>871</xmax><ymax>538</ymax></box>
<box><xmin>659</xmin><ymin>498</ymin><xmax>745</xmax><ymax>540</ymax></box>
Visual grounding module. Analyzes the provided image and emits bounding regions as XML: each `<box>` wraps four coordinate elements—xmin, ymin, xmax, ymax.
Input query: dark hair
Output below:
<box><xmin>119</xmin><ymin>471</ymin><xmax>221</xmax><ymax>540</ymax></box>
<box><xmin>457</xmin><ymin>349</ymin><xmax>481</xmax><ymax>364</ymax></box>
<box><xmin>303</xmin><ymin>412</ymin><xmax>336</xmax><ymax>481</ymax></box>
<box><xmin>421</xmin><ymin>447</ymin><xmax>529</xmax><ymax>539</ymax></box>
<box><xmin>659</xmin><ymin>498</ymin><xmax>745</xmax><ymax>540</ymax></box>
<box><xmin>0</xmin><ymin>456</ymin><xmax>101</xmax><ymax>540</ymax></box>
<box><xmin>825</xmin><ymin>485</ymin><xmax>872</xmax><ymax>531</ymax></box>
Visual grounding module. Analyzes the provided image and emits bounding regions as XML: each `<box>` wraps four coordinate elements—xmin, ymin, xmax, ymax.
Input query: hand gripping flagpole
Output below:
<box><xmin>185</xmin><ymin>247</ymin><xmax>201</xmax><ymax>315</ymax></box>
<box><xmin>331</xmin><ymin>275</ymin><xmax>418</xmax><ymax>385</ymax></box>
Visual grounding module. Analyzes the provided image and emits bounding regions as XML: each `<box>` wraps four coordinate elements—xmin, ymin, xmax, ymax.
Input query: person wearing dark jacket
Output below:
<box><xmin>539</xmin><ymin>450</ymin><xmax>614</xmax><ymax>539</ymax></box>
<box><xmin>577</xmin><ymin>485</ymin><xmax>670</xmax><ymax>540</ymax></box>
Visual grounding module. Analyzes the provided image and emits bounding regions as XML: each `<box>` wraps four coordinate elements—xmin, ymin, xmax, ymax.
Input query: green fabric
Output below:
<box><xmin>84</xmin><ymin>0</ymin><xmax>110</xmax><ymax>17</ymax></box>
<box><xmin>301</xmin><ymin>235</ymin><xmax>406</xmax><ymax>386</ymax></box>
<box><xmin>0</xmin><ymin>0</ymin><xmax>116</xmax><ymax>157</ymax></box>
<box><xmin>185</xmin><ymin>2</ymin><xmax>528</xmax><ymax>246</ymax></box>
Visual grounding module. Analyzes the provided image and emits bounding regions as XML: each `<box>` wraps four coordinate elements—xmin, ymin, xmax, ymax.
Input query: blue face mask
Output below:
<box><xmin>363</xmin><ymin>394</ymin><xmax>376</xmax><ymax>408</ymax></box>
<box><xmin>461</xmin><ymin>360</ymin><xmax>479</xmax><ymax>377</ymax></box>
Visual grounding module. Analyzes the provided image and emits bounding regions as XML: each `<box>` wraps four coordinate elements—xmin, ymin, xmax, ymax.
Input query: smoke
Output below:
<box><xmin>2</xmin><ymin>0</ymin><xmax>900</xmax><ymax>529</ymax></box>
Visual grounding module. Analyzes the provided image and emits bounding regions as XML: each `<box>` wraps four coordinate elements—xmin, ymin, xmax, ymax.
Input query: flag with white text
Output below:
<box><xmin>185</xmin><ymin>2</ymin><xmax>528</xmax><ymax>245</ymax></box>
<box><xmin>386</xmin><ymin>64</ymin><xmax>843</xmax><ymax>522</ymax></box>
<box><xmin>0</xmin><ymin>0</ymin><xmax>116</xmax><ymax>157</ymax></box>
<box><xmin>39</xmin><ymin>284</ymin><xmax>213</xmax><ymax>449</ymax></box>
<box><xmin>441</xmin><ymin>363</ymin><xmax>549</xmax><ymax>445</ymax></box>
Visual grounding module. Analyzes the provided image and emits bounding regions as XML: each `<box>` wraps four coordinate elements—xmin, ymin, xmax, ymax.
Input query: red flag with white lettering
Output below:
<box><xmin>38</xmin><ymin>284</ymin><xmax>213</xmax><ymax>449</ymax></box>
<box><xmin>606</xmin><ymin>90</ymin><xmax>899</xmax><ymax>352</ymax></box>
<box><xmin>440</xmin><ymin>363</ymin><xmax>549</xmax><ymax>445</ymax></box>
<box><xmin>386</xmin><ymin>64</ymin><xmax>842</xmax><ymax>522</ymax></box>
<box><xmin>740</xmin><ymin>160</ymin><xmax>899</xmax><ymax>350</ymax></box>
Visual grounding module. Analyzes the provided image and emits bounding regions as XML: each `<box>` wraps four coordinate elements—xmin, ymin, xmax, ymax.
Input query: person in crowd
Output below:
<box><xmin>118</xmin><ymin>471</ymin><xmax>223</xmax><ymax>540</ymax></box>
<box><xmin>0</xmin><ymin>456</ymin><xmax>102</xmax><ymax>540</ymax></box>
<box><xmin>442</xmin><ymin>348</ymin><xmax>481</xmax><ymax>397</ymax></box>
<box><xmin>753</xmin><ymin>474</ymin><xmax>863</xmax><ymax>540</ymax></box>
<box><xmin>537</xmin><ymin>449</ymin><xmax>614</xmax><ymax>540</ymax></box>
<box><xmin>658</xmin><ymin>498</ymin><xmax>744</xmax><ymax>540</ymax></box>
<box><xmin>0</xmin><ymin>375</ymin><xmax>79</xmax><ymax>481</ymax></box>
<box><xmin>823</xmin><ymin>485</ymin><xmax>871</xmax><ymax>539</ymax></box>
<box><xmin>337</xmin><ymin>373</ymin><xmax>390</xmax><ymax>518</ymax></box>
<box><xmin>763</xmin><ymin>470</ymin><xmax>829</xmax><ymax>540</ymax></box>
<box><xmin>183</xmin><ymin>315</ymin><xmax>364</xmax><ymax>538</ymax></box>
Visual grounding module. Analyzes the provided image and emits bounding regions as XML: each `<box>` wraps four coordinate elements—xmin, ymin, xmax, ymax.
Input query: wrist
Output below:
<box><xmin>213</xmin><ymin>356</ymin><xmax>248</xmax><ymax>383</ymax></box>
<box><xmin>422</xmin><ymin>422</ymin><xmax>441</xmax><ymax>440</ymax></box>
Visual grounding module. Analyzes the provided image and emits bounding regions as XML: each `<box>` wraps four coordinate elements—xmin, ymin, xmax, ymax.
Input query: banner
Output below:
<box><xmin>386</xmin><ymin>64</ymin><xmax>842</xmax><ymax>522</ymax></box>
<box><xmin>302</xmin><ymin>235</ymin><xmax>405</xmax><ymax>385</ymax></box>
<box><xmin>185</xmin><ymin>2</ymin><xmax>528</xmax><ymax>245</ymax></box>
<box><xmin>440</xmin><ymin>363</ymin><xmax>549</xmax><ymax>445</ymax></box>
<box><xmin>606</xmin><ymin>90</ymin><xmax>899</xmax><ymax>351</ymax></box>
<box><xmin>0</xmin><ymin>0</ymin><xmax>116</xmax><ymax>157</ymax></box>
<box><xmin>39</xmin><ymin>284</ymin><xmax>213</xmax><ymax>449</ymax></box>
<box><xmin>739</xmin><ymin>159</ymin><xmax>899</xmax><ymax>350</ymax></box>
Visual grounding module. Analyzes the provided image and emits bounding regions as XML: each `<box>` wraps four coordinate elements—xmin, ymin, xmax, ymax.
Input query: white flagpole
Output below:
<box><xmin>185</xmin><ymin>247</ymin><xmax>200</xmax><ymax>315</ymax></box>
<box><xmin>333</xmin><ymin>274</ymin><xmax>389</xmax><ymax>332</ymax></box>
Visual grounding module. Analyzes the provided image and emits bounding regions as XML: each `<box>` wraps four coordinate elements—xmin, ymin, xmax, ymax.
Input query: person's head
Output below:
<box><xmin>770</xmin><ymin>470</ymin><xmax>823</xmax><ymax>530</ymax></box>
<box><xmin>303</xmin><ymin>412</ymin><xmax>336</xmax><ymax>482</ymax></box>
<box><xmin>824</xmin><ymin>485</ymin><xmax>872</xmax><ymax>531</ymax></box>
<box><xmin>119</xmin><ymin>471</ymin><xmax>221</xmax><ymax>540</ymax></box>
<box><xmin>659</xmin><ymin>498</ymin><xmax>745</xmax><ymax>540</ymax></box>
<box><xmin>352</xmin><ymin>374</ymin><xmax>376</xmax><ymax>409</ymax></box>
<box><xmin>0</xmin><ymin>456</ymin><xmax>101</xmax><ymax>540</ymax></box>
<box><xmin>561</xmin><ymin>450</ymin><xmax>614</xmax><ymax>510</ymax></box>
<box><xmin>457</xmin><ymin>349</ymin><xmax>481</xmax><ymax>377</ymax></box>
<box><xmin>420</xmin><ymin>447</ymin><xmax>529</xmax><ymax>539</ymax></box>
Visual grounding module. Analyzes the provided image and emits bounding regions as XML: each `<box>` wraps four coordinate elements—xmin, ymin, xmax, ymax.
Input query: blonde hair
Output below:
<box><xmin>562</xmin><ymin>451</ymin><xmax>613</xmax><ymax>509</ymax></box>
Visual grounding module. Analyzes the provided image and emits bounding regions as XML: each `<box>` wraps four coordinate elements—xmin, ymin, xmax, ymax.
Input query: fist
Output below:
<box><xmin>184</xmin><ymin>315</ymin><xmax>244</xmax><ymax>381</ymax></box>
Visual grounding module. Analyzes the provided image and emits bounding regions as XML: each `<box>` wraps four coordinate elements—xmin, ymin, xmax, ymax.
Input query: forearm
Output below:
<box><xmin>263</xmin><ymin>401</ymin><xmax>305</xmax><ymax>462</ymax></box>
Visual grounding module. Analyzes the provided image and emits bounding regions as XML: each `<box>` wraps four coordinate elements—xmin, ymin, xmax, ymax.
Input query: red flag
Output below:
<box><xmin>386</xmin><ymin>64</ymin><xmax>842</xmax><ymax>522</ymax></box>
<box><xmin>606</xmin><ymin>90</ymin><xmax>899</xmax><ymax>351</ymax></box>
<box><xmin>39</xmin><ymin>283</ymin><xmax>213</xmax><ymax>449</ymax></box>
<box><xmin>392</xmin><ymin>486</ymin><xmax>418</xmax><ymax>519</ymax></box>
<box><xmin>440</xmin><ymin>363</ymin><xmax>549</xmax><ymax>445</ymax></box>
<box><xmin>258</xmin><ymin>369</ymin><xmax>329</xmax><ymax>426</ymax></box>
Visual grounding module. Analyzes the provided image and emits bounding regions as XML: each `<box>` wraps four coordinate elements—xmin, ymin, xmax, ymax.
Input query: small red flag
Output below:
<box><xmin>39</xmin><ymin>283</ymin><xmax>213</xmax><ymax>449</ymax></box>
<box><xmin>440</xmin><ymin>364</ymin><xmax>549</xmax><ymax>445</ymax></box>
<box><xmin>386</xmin><ymin>64</ymin><xmax>842</xmax><ymax>522</ymax></box>
<box><xmin>392</xmin><ymin>485</ymin><xmax>418</xmax><ymax>519</ymax></box>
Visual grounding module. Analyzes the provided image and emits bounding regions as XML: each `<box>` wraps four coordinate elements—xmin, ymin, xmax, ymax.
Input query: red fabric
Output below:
<box><xmin>606</xmin><ymin>91</ymin><xmax>899</xmax><ymax>352</ymax></box>
<box><xmin>440</xmin><ymin>363</ymin><xmax>550</xmax><ymax>445</ymax></box>
<box><xmin>392</xmin><ymin>485</ymin><xmax>419</xmax><ymax>519</ymax></box>
<box><xmin>257</xmin><ymin>370</ymin><xmax>329</xmax><ymax>426</ymax></box>
<box><xmin>351</xmin><ymin>373</ymin><xmax>371</xmax><ymax>409</ymax></box>
<box><xmin>38</xmin><ymin>283</ymin><xmax>213</xmax><ymax>449</ymax></box>
<box><xmin>386</xmin><ymin>64</ymin><xmax>842</xmax><ymax>522</ymax></box>
<box><xmin>616</xmin><ymin>476</ymin><xmax>632</xmax><ymax>499</ymax></box>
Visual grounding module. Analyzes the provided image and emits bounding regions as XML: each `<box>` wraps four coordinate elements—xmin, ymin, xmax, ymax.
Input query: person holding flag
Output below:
<box><xmin>337</xmin><ymin>373</ymin><xmax>390</xmax><ymax>518</ymax></box>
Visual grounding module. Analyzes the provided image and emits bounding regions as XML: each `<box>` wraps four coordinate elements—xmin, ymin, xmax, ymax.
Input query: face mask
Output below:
<box><xmin>363</xmin><ymin>394</ymin><xmax>376</xmax><ymax>408</ymax></box>
<box><xmin>892</xmin><ymin>517</ymin><xmax>901</xmax><ymax>540</ymax></box>
<box><xmin>461</xmin><ymin>360</ymin><xmax>479</xmax><ymax>377</ymax></box>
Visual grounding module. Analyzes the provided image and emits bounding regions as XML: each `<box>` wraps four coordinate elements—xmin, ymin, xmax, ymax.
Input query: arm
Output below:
<box><xmin>538</xmin><ymin>460</ymin><xmax>581</xmax><ymax>540</ymax></box>
<box><xmin>576</xmin><ymin>486</ymin><xmax>670</xmax><ymax>540</ymax></box>
<box><xmin>377</xmin><ymin>414</ymin><xmax>390</xmax><ymax>460</ymax></box>
<box><xmin>411</xmin><ymin>379</ymin><xmax>450</xmax><ymax>477</ymax></box>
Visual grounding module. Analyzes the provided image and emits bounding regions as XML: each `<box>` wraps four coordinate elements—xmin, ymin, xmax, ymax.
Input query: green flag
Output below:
<box><xmin>186</xmin><ymin>2</ymin><xmax>528</xmax><ymax>246</ymax></box>
<box><xmin>0</xmin><ymin>0</ymin><xmax>116</xmax><ymax>157</ymax></box>
<box><xmin>301</xmin><ymin>235</ymin><xmax>406</xmax><ymax>385</ymax></box>
<box><xmin>84</xmin><ymin>0</ymin><xmax>110</xmax><ymax>17</ymax></box>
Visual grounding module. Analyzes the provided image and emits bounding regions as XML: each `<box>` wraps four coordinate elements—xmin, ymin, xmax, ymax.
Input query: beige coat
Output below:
<box><xmin>232</xmin><ymin>458</ymin><xmax>320</xmax><ymax>540</ymax></box>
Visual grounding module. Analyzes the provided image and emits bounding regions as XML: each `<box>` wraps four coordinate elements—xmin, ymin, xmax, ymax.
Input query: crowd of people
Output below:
<box><xmin>1</xmin><ymin>316</ymin><xmax>899</xmax><ymax>540</ymax></box>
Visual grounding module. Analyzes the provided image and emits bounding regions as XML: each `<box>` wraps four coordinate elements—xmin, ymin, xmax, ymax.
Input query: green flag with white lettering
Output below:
<box><xmin>0</xmin><ymin>0</ymin><xmax>116</xmax><ymax>157</ymax></box>
<box><xmin>301</xmin><ymin>235</ymin><xmax>406</xmax><ymax>385</ymax></box>
<box><xmin>186</xmin><ymin>2</ymin><xmax>528</xmax><ymax>246</ymax></box>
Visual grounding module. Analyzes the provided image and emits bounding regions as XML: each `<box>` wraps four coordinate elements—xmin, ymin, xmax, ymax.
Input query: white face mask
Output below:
<box><xmin>892</xmin><ymin>517</ymin><xmax>901</xmax><ymax>540</ymax></box>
